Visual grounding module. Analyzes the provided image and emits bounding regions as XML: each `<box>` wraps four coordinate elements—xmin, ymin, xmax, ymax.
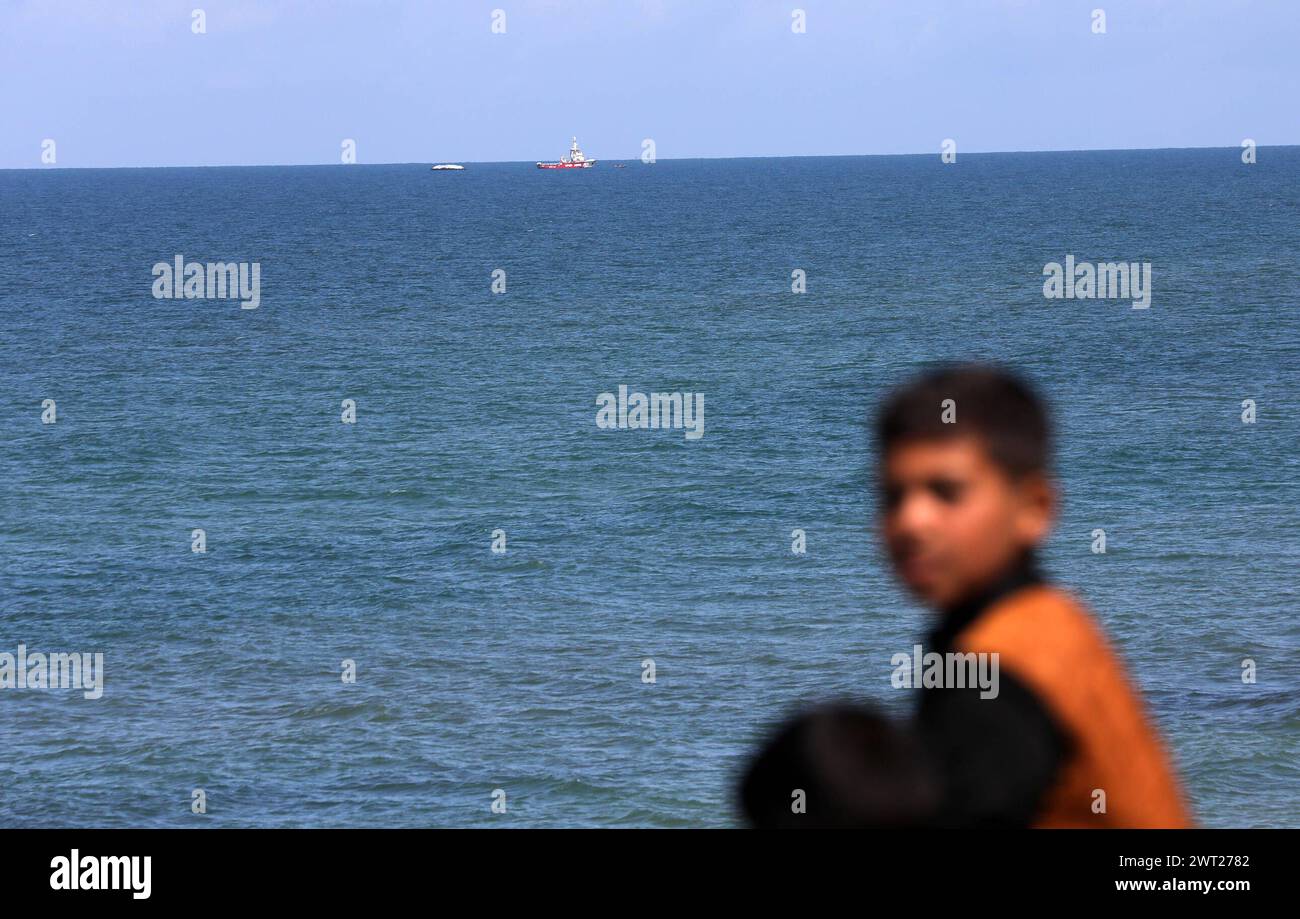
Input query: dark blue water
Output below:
<box><xmin>1</xmin><ymin>149</ymin><xmax>1297</xmax><ymax>827</ymax></box>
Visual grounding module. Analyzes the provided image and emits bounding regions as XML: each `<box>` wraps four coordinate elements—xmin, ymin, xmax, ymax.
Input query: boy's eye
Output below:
<box><xmin>929</xmin><ymin>479</ymin><xmax>965</xmax><ymax>504</ymax></box>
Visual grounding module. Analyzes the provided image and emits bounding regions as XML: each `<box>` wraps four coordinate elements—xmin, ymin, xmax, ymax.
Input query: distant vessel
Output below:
<box><xmin>431</xmin><ymin>164</ymin><xmax>464</xmax><ymax>171</ymax></box>
<box><xmin>537</xmin><ymin>137</ymin><xmax>595</xmax><ymax>169</ymax></box>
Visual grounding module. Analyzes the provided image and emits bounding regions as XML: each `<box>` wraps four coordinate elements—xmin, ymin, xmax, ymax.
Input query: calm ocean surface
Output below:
<box><xmin>1</xmin><ymin>149</ymin><xmax>1297</xmax><ymax>827</ymax></box>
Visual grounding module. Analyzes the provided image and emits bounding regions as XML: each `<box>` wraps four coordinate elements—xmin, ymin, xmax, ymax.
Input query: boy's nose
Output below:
<box><xmin>894</xmin><ymin>492</ymin><xmax>942</xmax><ymax>534</ymax></box>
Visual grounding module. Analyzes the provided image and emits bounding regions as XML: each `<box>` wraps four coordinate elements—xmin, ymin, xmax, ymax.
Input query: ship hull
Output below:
<box><xmin>536</xmin><ymin>161</ymin><xmax>595</xmax><ymax>169</ymax></box>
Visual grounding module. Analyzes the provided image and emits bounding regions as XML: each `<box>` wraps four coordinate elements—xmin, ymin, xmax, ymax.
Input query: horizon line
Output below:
<box><xmin>3</xmin><ymin>142</ymin><xmax>1294</xmax><ymax>173</ymax></box>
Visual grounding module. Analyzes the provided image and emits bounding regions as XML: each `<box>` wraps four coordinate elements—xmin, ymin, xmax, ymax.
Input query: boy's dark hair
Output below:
<box><xmin>875</xmin><ymin>364</ymin><xmax>1052</xmax><ymax>478</ymax></box>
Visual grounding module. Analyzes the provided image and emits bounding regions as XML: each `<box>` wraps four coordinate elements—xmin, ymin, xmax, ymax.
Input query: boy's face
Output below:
<box><xmin>880</xmin><ymin>436</ymin><xmax>1053</xmax><ymax>611</ymax></box>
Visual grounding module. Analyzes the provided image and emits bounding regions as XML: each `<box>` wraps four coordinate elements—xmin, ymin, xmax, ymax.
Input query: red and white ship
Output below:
<box><xmin>537</xmin><ymin>137</ymin><xmax>596</xmax><ymax>169</ymax></box>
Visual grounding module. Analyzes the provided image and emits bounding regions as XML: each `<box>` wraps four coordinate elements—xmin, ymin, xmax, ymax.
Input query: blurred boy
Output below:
<box><xmin>740</xmin><ymin>365</ymin><xmax>1192</xmax><ymax>828</ymax></box>
<box><xmin>876</xmin><ymin>364</ymin><xmax>1191</xmax><ymax>827</ymax></box>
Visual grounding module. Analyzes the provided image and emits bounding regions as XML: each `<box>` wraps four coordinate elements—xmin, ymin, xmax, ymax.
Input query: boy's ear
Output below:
<box><xmin>1014</xmin><ymin>472</ymin><xmax>1056</xmax><ymax>545</ymax></box>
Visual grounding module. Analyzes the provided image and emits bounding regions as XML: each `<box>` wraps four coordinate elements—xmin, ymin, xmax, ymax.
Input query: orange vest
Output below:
<box><xmin>954</xmin><ymin>585</ymin><xmax>1193</xmax><ymax>828</ymax></box>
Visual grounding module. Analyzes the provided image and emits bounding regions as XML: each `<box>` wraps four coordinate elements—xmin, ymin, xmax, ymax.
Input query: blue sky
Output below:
<box><xmin>2</xmin><ymin>0</ymin><xmax>1296</xmax><ymax>168</ymax></box>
